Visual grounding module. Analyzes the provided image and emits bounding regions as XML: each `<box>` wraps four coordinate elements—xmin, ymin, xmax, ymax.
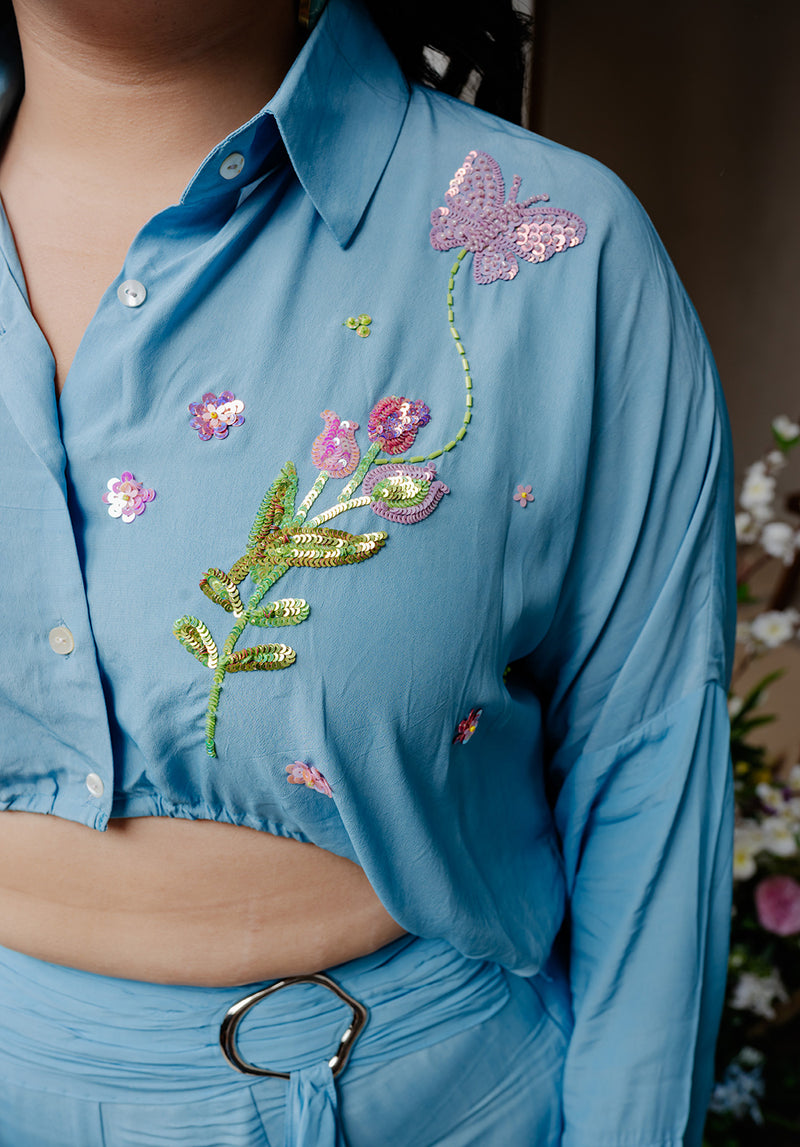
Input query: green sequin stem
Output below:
<box><xmin>204</xmin><ymin>562</ymin><xmax>290</xmax><ymax>756</ymax></box>
<box><xmin>307</xmin><ymin>495</ymin><xmax>372</xmax><ymax>527</ymax></box>
<box><xmin>294</xmin><ymin>473</ymin><xmax>328</xmax><ymax>525</ymax></box>
<box><xmin>374</xmin><ymin>247</ymin><xmax>471</xmax><ymax>466</ymax></box>
<box><xmin>338</xmin><ymin>442</ymin><xmax>381</xmax><ymax>502</ymax></box>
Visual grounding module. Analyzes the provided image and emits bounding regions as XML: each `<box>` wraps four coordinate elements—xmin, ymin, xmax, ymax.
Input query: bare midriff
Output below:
<box><xmin>0</xmin><ymin>811</ymin><xmax>406</xmax><ymax>986</ymax></box>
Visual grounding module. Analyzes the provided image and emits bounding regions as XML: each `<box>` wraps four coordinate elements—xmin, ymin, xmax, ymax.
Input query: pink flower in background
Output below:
<box><xmin>285</xmin><ymin>762</ymin><xmax>333</xmax><ymax>798</ymax></box>
<box><xmin>755</xmin><ymin>875</ymin><xmax>800</xmax><ymax>936</ymax></box>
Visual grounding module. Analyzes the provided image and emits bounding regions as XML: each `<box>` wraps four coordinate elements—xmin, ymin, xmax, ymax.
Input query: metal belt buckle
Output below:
<box><xmin>219</xmin><ymin>972</ymin><xmax>368</xmax><ymax>1079</ymax></box>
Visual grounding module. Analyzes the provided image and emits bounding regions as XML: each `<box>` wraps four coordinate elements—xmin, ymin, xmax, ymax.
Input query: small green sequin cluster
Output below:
<box><xmin>344</xmin><ymin>313</ymin><xmax>372</xmax><ymax>337</ymax></box>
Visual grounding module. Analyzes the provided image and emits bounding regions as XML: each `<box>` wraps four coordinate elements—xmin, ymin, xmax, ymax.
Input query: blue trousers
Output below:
<box><xmin>0</xmin><ymin>935</ymin><xmax>569</xmax><ymax>1146</ymax></box>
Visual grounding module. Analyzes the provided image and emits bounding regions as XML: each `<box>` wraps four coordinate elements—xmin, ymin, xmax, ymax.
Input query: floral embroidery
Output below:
<box><xmin>363</xmin><ymin>463</ymin><xmax>449</xmax><ymax>524</ymax></box>
<box><xmin>189</xmin><ymin>391</ymin><xmax>245</xmax><ymax>440</ymax></box>
<box><xmin>344</xmin><ymin>313</ymin><xmax>372</xmax><ymax>338</ymax></box>
<box><xmin>286</xmin><ymin>762</ymin><xmax>333</xmax><ymax>798</ymax></box>
<box><xmin>367</xmin><ymin>396</ymin><xmax>431</xmax><ymax>455</ymax></box>
<box><xmin>430</xmin><ymin>149</ymin><xmax>586</xmax><ymax>285</ymax></box>
<box><xmin>174</xmin><ymin>399</ymin><xmax>448</xmax><ymax>756</ymax></box>
<box><xmin>453</xmin><ymin>708</ymin><xmax>483</xmax><ymax>744</ymax></box>
<box><xmin>513</xmin><ymin>484</ymin><xmax>533</xmax><ymax>507</ymax></box>
<box><xmin>311</xmin><ymin>410</ymin><xmax>361</xmax><ymax>478</ymax></box>
<box><xmin>102</xmin><ymin>472</ymin><xmax>155</xmax><ymax>523</ymax></box>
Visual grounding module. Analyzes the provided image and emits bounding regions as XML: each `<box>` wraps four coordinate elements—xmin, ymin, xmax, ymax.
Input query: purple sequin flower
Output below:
<box><xmin>367</xmin><ymin>396</ymin><xmax>431</xmax><ymax>455</ymax></box>
<box><xmin>102</xmin><ymin>472</ymin><xmax>156</xmax><ymax>523</ymax></box>
<box><xmin>430</xmin><ymin>149</ymin><xmax>587</xmax><ymax>284</ymax></box>
<box><xmin>189</xmin><ymin>391</ymin><xmax>245</xmax><ymax>440</ymax></box>
<box><xmin>286</xmin><ymin>762</ymin><xmax>333</xmax><ymax>798</ymax></box>
<box><xmin>363</xmin><ymin>462</ymin><xmax>449</xmax><ymax>524</ymax></box>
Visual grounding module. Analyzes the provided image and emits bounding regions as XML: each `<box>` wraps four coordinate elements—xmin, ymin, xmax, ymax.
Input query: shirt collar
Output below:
<box><xmin>0</xmin><ymin>0</ymin><xmax>409</xmax><ymax>249</ymax></box>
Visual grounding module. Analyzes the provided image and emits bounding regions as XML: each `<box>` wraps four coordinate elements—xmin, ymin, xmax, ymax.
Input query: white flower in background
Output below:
<box><xmin>761</xmin><ymin>815</ymin><xmax>798</xmax><ymax>857</ymax></box>
<box><xmin>735</xmin><ymin>621</ymin><xmax>752</xmax><ymax>647</ymax></box>
<box><xmin>709</xmin><ymin>1052</ymin><xmax>765</xmax><ymax>1124</ymax></box>
<box><xmin>740</xmin><ymin>462</ymin><xmax>776</xmax><ymax>518</ymax></box>
<box><xmin>733</xmin><ymin>820</ymin><xmax>763</xmax><ymax>880</ymax></box>
<box><xmin>735</xmin><ymin>511</ymin><xmax>760</xmax><ymax>544</ymax></box>
<box><xmin>730</xmin><ymin>969</ymin><xmax>789</xmax><ymax>1020</ymax></box>
<box><xmin>789</xmin><ymin>764</ymin><xmax>800</xmax><ymax>789</ymax></box>
<box><xmin>760</xmin><ymin>520</ymin><xmax>798</xmax><ymax>564</ymax></box>
<box><xmin>749</xmin><ymin>609</ymin><xmax>799</xmax><ymax>649</ymax></box>
<box><xmin>766</xmin><ymin>449</ymin><xmax>787</xmax><ymax>471</ymax></box>
<box><xmin>772</xmin><ymin>414</ymin><xmax>800</xmax><ymax>443</ymax></box>
<box><xmin>728</xmin><ymin>695</ymin><xmax>744</xmax><ymax>719</ymax></box>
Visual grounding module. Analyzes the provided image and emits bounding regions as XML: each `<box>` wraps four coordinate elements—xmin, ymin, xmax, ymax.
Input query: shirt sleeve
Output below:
<box><xmin>523</xmin><ymin>188</ymin><xmax>737</xmax><ymax>1147</ymax></box>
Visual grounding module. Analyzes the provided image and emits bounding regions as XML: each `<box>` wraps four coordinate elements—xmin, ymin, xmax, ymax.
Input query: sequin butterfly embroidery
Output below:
<box><xmin>430</xmin><ymin>150</ymin><xmax>586</xmax><ymax>285</ymax></box>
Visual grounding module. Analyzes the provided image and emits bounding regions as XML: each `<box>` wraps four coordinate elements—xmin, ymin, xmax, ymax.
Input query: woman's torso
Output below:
<box><xmin>0</xmin><ymin>116</ymin><xmax>405</xmax><ymax>989</ymax></box>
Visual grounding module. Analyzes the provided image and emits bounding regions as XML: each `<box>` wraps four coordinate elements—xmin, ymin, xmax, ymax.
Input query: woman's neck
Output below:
<box><xmin>6</xmin><ymin>0</ymin><xmax>301</xmax><ymax>187</ymax></box>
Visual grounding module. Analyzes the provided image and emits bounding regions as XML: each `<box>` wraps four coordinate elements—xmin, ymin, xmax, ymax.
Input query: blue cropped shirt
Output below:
<box><xmin>0</xmin><ymin>2</ymin><xmax>736</xmax><ymax>1143</ymax></box>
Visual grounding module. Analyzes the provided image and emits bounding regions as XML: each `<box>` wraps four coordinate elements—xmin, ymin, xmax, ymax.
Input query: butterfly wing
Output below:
<box><xmin>430</xmin><ymin>150</ymin><xmax>506</xmax><ymax>253</ymax></box>
<box><xmin>472</xmin><ymin>247</ymin><xmax>519</xmax><ymax>284</ymax></box>
<box><xmin>513</xmin><ymin>206</ymin><xmax>587</xmax><ymax>265</ymax></box>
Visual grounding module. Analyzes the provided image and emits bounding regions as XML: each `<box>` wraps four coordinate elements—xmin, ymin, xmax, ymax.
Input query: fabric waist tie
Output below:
<box><xmin>0</xmin><ymin>934</ymin><xmax>514</xmax><ymax>1147</ymax></box>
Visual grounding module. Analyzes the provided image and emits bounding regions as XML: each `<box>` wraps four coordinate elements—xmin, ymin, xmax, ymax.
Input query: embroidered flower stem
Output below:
<box><xmin>308</xmin><ymin>495</ymin><xmax>372</xmax><ymax>527</ymax></box>
<box><xmin>374</xmin><ymin>248</ymin><xmax>471</xmax><ymax>466</ymax></box>
<box><xmin>203</xmin><ymin>563</ymin><xmax>291</xmax><ymax>756</ymax></box>
<box><xmin>338</xmin><ymin>442</ymin><xmax>381</xmax><ymax>502</ymax></box>
<box><xmin>294</xmin><ymin>473</ymin><xmax>329</xmax><ymax>525</ymax></box>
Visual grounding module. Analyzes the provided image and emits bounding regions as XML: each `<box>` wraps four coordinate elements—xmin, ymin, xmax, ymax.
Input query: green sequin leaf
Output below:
<box><xmin>173</xmin><ymin>616</ymin><xmax>219</xmax><ymax>668</ymax></box>
<box><xmin>223</xmin><ymin>643</ymin><xmax>297</xmax><ymax>672</ymax></box>
<box><xmin>249</xmin><ymin>598</ymin><xmax>310</xmax><ymax>627</ymax></box>
<box><xmin>247</xmin><ymin>463</ymin><xmax>298</xmax><ymax>549</ymax></box>
<box><xmin>252</xmin><ymin>527</ymin><xmax>386</xmax><ymax>578</ymax></box>
<box><xmin>199</xmin><ymin>568</ymin><xmax>245</xmax><ymax>614</ymax></box>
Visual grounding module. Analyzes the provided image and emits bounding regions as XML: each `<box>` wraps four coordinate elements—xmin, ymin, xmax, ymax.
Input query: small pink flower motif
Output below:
<box><xmin>285</xmin><ymin>762</ymin><xmax>333</xmax><ymax>798</ymax></box>
<box><xmin>755</xmin><ymin>875</ymin><xmax>800</xmax><ymax>936</ymax></box>
<box><xmin>311</xmin><ymin>410</ymin><xmax>361</xmax><ymax>478</ymax></box>
<box><xmin>189</xmin><ymin>391</ymin><xmax>245</xmax><ymax>441</ymax></box>
<box><xmin>514</xmin><ymin>484</ymin><xmax>533</xmax><ymax>507</ymax></box>
<box><xmin>453</xmin><ymin>707</ymin><xmax>483</xmax><ymax>745</ymax></box>
<box><xmin>102</xmin><ymin>472</ymin><xmax>156</xmax><ymax>523</ymax></box>
<box><xmin>368</xmin><ymin>396</ymin><xmax>431</xmax><ymax>455</ymax></box>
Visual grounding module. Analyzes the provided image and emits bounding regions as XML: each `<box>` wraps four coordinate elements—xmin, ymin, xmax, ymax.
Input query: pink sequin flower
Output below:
<box><xmin>755</xmin><ymin>875</ymin><xmax>800</xmax><ymax>936</ymax></box>
<box><xmin>102</xmin><ymin>472</ymin><xmax>155</xmax><ymax>523</ymax></box>
<box><xmin>430</xmin><ymin>149</ymin><xmax>587</xmax><ymax>285</ymax></box>
<box><xmin>514</xmin><ymin>484</ymin><xmax>533</xmax><ymax>507</ymax></box>
<box><xmin>189</xmin><ymin>391</ymin><xmax>245</xmax><ymax>440</ymax></box>
<box><xmin>453</xmin><ymin>708</ymin><xmax>483</xmax><ymax>744</ymax></box>
<box><xmin>311</xmin><ymin>410</ymin><xmax>361</xmax><ymax>478</ymax></box>
<box><xmin>285</xmin><ymin>762</ymin><xmax>333</xmax><ymax>798</ymax></box>
<box><xmin>367</xmin><ymin>396</ymin><xmax>431</xmax><ymax>455</ymax></box>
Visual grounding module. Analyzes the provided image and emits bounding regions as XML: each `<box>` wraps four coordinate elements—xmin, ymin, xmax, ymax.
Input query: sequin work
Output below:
<box><xmin>174</xmin><ymin>398</ymin><xmax>448</xmax><ymax>756</ymax></box>
<box><xmin>102</xmin><ymin>473</ymin><xmax>155</xmax><ymax>523</ymax></box>
<box><xmin>189</xmin><ymin>392</ymin><xmax>245</xmax><ymax>440</ymax></box>
<box><xmin>344</xmin><ymin>313</ymin><xmax>372</xmax><ymax>338</ymax></box>
<box><xmin>286</xmin><ymin>762</ymin><xmax>334</xmax><ymax>797</ymax></box>
<box><xmin>311</xmin><ymin>411</ymin><xmax>361</xmax><ymax>477</ymax></box>
<box><xmin>430</xmin><ymin>150</ymin><xmax>587</xmax><ymax>284</ymax></box>
<box><xmin>453</xmin><ymin>708</ymin><xmax>482</xmax><ymax>744</ymax></box>
<box><xmin>514</xmin><ymin>484</ymin><xmax>533</xmax><ymax>507</ymax></box>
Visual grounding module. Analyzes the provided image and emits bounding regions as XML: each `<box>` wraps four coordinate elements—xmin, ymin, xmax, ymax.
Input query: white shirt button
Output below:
<box><xmin>219</xmin><ymin>152</ymin><xmax>245</xmax><ymax>180</ymax></box>
<box><xmin>85</xmin><ymin>773</ymin><xmax>105</xmax><ymax>798</ymax></box>
<box><xmin>117</xmin><ymin>279</ymin><xmax>147</xmax><ymax>307</ymax></box>
<box><xmin>48</xmin><ymin>626</ymin><xmax>74</xmax><ymax>655</ymax></box>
